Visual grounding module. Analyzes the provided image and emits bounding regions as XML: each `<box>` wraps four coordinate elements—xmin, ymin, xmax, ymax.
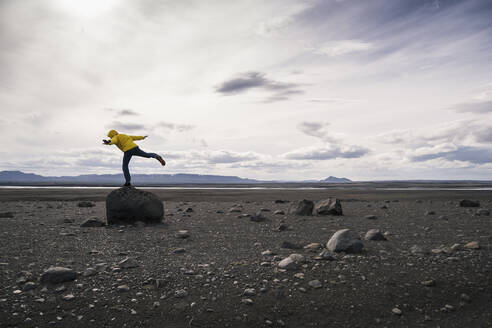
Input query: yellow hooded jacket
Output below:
<box><xmin>107</xmin><ymin>130</ymin><xmax>145</xmax><ymax>152</ymax></box>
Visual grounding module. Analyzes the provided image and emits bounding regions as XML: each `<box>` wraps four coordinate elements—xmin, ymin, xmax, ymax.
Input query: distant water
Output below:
<box><xmin>1</xmin><ymin>186</ymin><xmax>491</xmax><ymax>191</ymax></box>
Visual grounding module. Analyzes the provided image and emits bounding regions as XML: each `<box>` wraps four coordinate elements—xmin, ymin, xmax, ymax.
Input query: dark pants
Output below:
<box><xmin>123</xmin><ymin>147</ymin><xmax>157</xmax><ymax>183</ymax></box>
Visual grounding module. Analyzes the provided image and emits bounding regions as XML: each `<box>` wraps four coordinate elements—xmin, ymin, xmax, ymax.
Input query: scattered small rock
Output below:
<box><xmin>464</xmin><ymin>241</ymin><xmax>480</xmax><ymax>249</ymax></box>
<box><xmin>22</xmin><ymin>282</ymin><xmax>37</xmax><ymax>292</ymax></box>
<box><xmin>117</xmin><ymin>285</ymin><xmax>130</xmax><ymax>292</ymax></box>
<box><xmin>459</xmin><ymin>199</ymin><xmax>480</xmax><ymax>207</ymax></box>
<box><xmin>175</xmin><ymin>230</ymin><xmax>190</xmax><ymax>239</ymax></box>
<box><xmin>308</xmin><ymin>280</ymin><xmax>322</xmax><ymax>289</ymax></box>
<box><xmin>241</xmin><ymin>298</ymin><xmax>254</xmax><ymax>305</ymax></box>
<box><xmin>62</xmin><ymin>293</ymin><xmax>75</xmax><ymax>301</ymax></box>
<box><xmin>313</xmin><ymin>198</ymin><xmax>343</xmax><ymax>216</ymax></box>
<box><xmin>274</xmin><ymin>210</ymin><xmax>285</xmax><ymax>215</ymax></box>
<box><xmin>315</xmin><ymin>249</ymin><xmax>336</xmax><ymax>261</ymax></box>
<box><xmin>304</xmin><ymin>243</ymin><xmax>322</xmax><ymax>250</ymax></box>
<box><xmin>476</xmin><ymin>209</ymin><xmax>490</xmax><ymax>216</ymax></box>
<box><xmin>425</xmin><ymin>211</ymin><xmax>436</xmax><ymax>216</ymax></box>
<box><xmin>288</xmin><ymin>199</ymin><xmax>314</xmax><ymax>216</ymax></box>
<box><xmin>118</xmin><ymin>258</ymin><xmax>139</xmax><ymax>269</ymax></box>
<box><xmin>174</xmin><ymin>289</ymin><xmax>188</xmax><ymax>298</ymax></box>
<box><xmin>326</xmin><ymin>229</ymin><xmax>364</xmax><ymax>253</ymax></box>
<box><xmin>421</xmin><ymin>279</ymin><xmax>436</xmax><ymax>287</ymax></box>
<box><xmin>365</xmin><ymin>229</ymin><xmax>387</xmax><ymax>241</ymax></box>
<box><xmin>278</xmin><ymin>257</ymin><xmax>297</xmax><ymax>270</ymax></box>
<box><xmin>250</xmin><ymin>212</ymin><xmax>266</xmax><ymax>222</ymax></box>
<box><xmin>392</xmin><ymin>308</ymin><xmax>402</xmax><ymax>316</ymax></box>
<box><xmin>364</xmin><ymin>215</ymin><xmax>377</xmax><ymax>220</ymax></box>
<box><xmin>0</xmin><ymin>212</ymin><xmax>14</xmax><ymax>218</ymax></box>
<box><xmin>277</xmin><ymin>223</ymin><xmax>289</xmax><ymax>231</ymax></box>
<box><xmin>40</xmin><ymin>267</ymin><xmax>76</xmax><ymax>284</ymax></box>
<box><xmin>82</xmin><ymin>268</ymin><xmax>97</xmax><ymax>277</ymax></box>
<box><xmin>77</xmin><ymin>201</ymin><xmax>95</xmax><ymax>208</ymax></box>
<box><xmin>281</xmin><ymin>241</ymin><xmax>303</xmax><ymax>249</ymax></box>
<box><xmin>243</xmin><ymin>288</ymin><xmax>256</xmax><ymax>296</ymax></box>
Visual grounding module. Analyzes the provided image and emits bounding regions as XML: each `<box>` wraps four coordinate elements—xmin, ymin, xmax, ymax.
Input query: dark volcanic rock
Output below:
<box><xmin>281</xmin><ymin>241</ymin><xmax>303</xmax><ymax>249</ymax></box>
<box><xmin>40</xmin><ymin>267</ymin><xmax>76</xmax><ymax>284</ymax></box>
<box><xmin>250</xmin><ymin>211</ymin><xmax>266</xmax><ymax>222</ymax></box>
<box><xmin>288</xmin><ymin>199</ymin><xmax>314</xmax><ymax>216</ymax></box>
<box><xmin>459</xmin><ymin>199</ymin><xmax>480</xmax><ymax>207</ymax></box>
<box><xmin>0</xmin><ymin>211</ymin><xmax>14</xmax><ymax>218</ymax></box>
<box><xmin>365</xmin><ymin>229</ymin><xmax>387</xmax><ymax>241</ymax></box>
<box><xmin>80</xmin><ymin>218</ymin><xmax>105</xmax><ymax>227</ymax></box>
<box><xmin>476</xmin><ymin>209</ymin><xmax>489</xmax><ymax>216</ymax></box>
<box><xmin>326</xmin><ymin>229</ymin><xmax>364</xmax><ymax>253</ymax></box>
<box><xmin>313</xmin><ymin>198</ymin><xmax>343</xmax><ymax>216</ymax></box>
<box><xmin>106</xmin><ymin>187</ymin><xmax>163</xmax><ymax>224</ymax></box>
<box><xmin>77</xmin><ymin>201</ymin><xmax>95</xmax><ymax>208</ymax></box>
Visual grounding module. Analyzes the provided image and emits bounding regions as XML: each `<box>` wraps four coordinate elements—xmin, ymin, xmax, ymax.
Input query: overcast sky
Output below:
<box><xmin>1</xmin><ymin>0</ymin><xmax>492</xmax><ymax>180</ymax></box>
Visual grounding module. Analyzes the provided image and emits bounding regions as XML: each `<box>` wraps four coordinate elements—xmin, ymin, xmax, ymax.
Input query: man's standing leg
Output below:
<box><xmin>122</xmin><ymin>150</ymin><xmax>134</xmax><ymax>185</ymax></box>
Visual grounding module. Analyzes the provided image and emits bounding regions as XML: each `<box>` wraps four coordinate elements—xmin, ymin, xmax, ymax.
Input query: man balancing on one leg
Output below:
<box><xmin>103</xmin><ymin>129</ymin><xmax>166</xmax><ymax>187</ymax></box>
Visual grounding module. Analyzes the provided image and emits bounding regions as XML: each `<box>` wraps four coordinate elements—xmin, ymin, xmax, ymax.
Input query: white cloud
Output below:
<box><xmin>312</xmin><ymin>40</ymin><xmax>373</xmax><ymax>56</ymax></box>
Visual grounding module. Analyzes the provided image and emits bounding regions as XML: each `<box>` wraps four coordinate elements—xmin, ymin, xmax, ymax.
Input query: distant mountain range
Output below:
<box><xmin>0</xmin><ymin>170</ymin><xmax>352</xmax><ymax>185</ymax></box>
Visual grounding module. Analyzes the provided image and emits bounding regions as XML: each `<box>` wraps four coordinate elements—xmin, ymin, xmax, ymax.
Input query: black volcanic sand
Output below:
<box><xmin>0</xmin><ymin>188</ymin><xmax>491</xmax><ymax>328</ymax></box>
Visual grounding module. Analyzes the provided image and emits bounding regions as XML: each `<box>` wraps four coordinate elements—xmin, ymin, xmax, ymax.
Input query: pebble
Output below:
<box><xmin>304</xmin><ymin>243</ymin><xmax>322</xmax><ymax>250</ymax></box>
<box><xmin>308</xmin><ymin>280</ymin><xmax>322</xmax><ymax>289</ymax></box>
<box><xmin>392</xmin><ymin>308</ymin><xmax>402</xmax><ymax>315</ymax></box>
<box><xmin>421</xmin><ymin>279</ymin><xmax>436</xmax><ymax>287</ymax></box>
<box><xmin>278</xmin><ymin>257</ymin><xmax>298</xmax><ymax>270</ymax></box>
<box><xmin>274</xmin><ymin>210</ymin><xmax>285</xmax><ymax>215</ymax></box>
<box><xmin>294</xmin><ymin>273</ymin><xmax>305</xmax><ymax>279</ymax></box>
<box><xmin>175</xmin><ymin>230</ymin><xmax>190</xmax><ymax>239</ymax></box>
<box><xmin>118</xmin><ymin>257</ymin><xmax>139</xmax><ymax>269</ymax></box>
<box><xmin>174</xmin><ymin>289</ymin><xmax>188</xmax><ymax>298</ymax></box>
<box><xmin>22</xmin><ymin>282</ymin><xmax>37</xmax><ymax>291</ymax></box>
<box><xmin>364</xmin><ymin>215</ymin><xmax>377</xmax><ymax>220</ymax></box>
<box><xmin>315</xmin><ymin>249</ymin><xmax>336</xmax><ymax>261</ymax></box>
<box><xmin>464</xmin><ymin>241</ymin><xmax>480</xmax><ymax>249</ymax></box>
<box><xmin>117</xmin><ymin>285</ymin><xmax>130</xmax><ymax>292</ymax></box>
<box><xmin>241</xmin><ymin>298</ymin><xmax>254</xmax><ymax>305</ymax></box>
<box><xmin>83</xmin><ymin>268</ymin><xmax>98</xmax><ymax>277</ymax></box>
<box><xmin>476</xmin><ymin>209</ymin><xmax>490</xmax><ymax>216</ymax></box>
<box><xmin>243</xmin><ymin>288</ymin><xmax>256</xmax><ymax>296</ymax></box>
<box><xmin>62</xmin><ymin>293</ymin><xmax>75</xmax><ymax>301</ymax></box>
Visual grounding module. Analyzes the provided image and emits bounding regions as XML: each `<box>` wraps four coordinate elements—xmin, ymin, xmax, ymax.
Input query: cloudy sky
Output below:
<box><xmin>1</xmin><ymin>0</ymin><xmax>492</xmax><ymax>180</ymax></box>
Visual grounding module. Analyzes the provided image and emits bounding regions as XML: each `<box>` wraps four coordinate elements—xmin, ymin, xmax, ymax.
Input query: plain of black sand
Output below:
<box><xmin>0</xmin><ymin>187</ymin><xmax>491</xmax><ymax>328</ymax></box>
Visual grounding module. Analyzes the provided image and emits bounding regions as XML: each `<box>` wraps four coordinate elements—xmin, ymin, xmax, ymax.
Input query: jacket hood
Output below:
<box><xmin>107</xmin><ymin>129</ymin><xmax>118</xmax><ymax>138</ymax></box>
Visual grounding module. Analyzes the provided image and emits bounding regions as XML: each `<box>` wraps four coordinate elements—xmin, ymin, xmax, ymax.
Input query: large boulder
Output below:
<box><xmin>326</xmin><ymin>229</ymin><xmax>364</xmax><ymax>253</ymax></box>
<box><xmin>314</xmin><ymin>198</ymin><xmax>343</xmax><ymax>216</ymax></box>
<box><xmin>288</xmin><ymin>199</ymin><xmax>314</xmax><ymax>216</ymax></box>
<box><xmin>106</xmin><ymin>187</ymin><xmax>163</xmax><ymax>224</ymax></box>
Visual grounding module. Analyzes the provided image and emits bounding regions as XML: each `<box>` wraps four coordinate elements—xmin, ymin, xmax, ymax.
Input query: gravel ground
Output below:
<box><xmin>0</xmin><ymin>189</ymin><xmax>491</xmax><ymax>328</ymax></box>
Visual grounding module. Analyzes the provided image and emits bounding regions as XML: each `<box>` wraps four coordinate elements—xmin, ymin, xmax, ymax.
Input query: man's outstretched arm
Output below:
<box><xmin>130</xmin><ymin>135</ymin><xmax>147</xmax><ymax>141</ymax></box>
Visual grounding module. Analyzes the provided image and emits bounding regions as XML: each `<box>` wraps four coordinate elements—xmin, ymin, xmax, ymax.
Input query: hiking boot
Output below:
<box><xmin>123</xmin><ymin>182</ymin><xmax>132</xmax><ymax>187</ymax></box>
<box><xmin>156</xmin><ymin>155</ymin><xmax>166</xmax><ymax>166</ymax></box>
